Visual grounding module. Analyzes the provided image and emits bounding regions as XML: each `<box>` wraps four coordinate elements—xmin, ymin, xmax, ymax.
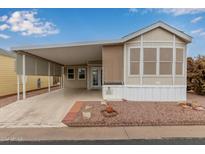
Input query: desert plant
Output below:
<box><xmin>187</xmin><ymin>57</ymin><xmax>195</xmax><ymax>91</ymax></box>
<box><xmin>188</xmin><ymin>55</ymin><xmax>205</xmax><ymax>95</ymax></box>
<box><xmin>192</xmin><ymin>55</ymin><xmax>205</xmax><ymax>95</ymax></box>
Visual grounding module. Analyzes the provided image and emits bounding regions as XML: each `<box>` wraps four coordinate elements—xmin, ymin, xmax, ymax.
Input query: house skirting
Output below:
<box><xmin>102</xmin><ymin>85</ymin><xmax>186</xmax><ymax>101</ymax></box>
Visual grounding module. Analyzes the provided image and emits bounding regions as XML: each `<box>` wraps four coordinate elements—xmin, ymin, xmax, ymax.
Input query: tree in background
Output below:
<box><xmin>187</xmin><ymin>55</ymin><xmax>205</xmax><ymax>95</ymax></box>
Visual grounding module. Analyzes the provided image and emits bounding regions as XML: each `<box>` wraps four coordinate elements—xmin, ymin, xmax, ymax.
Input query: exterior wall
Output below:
<box><xmin>64</xmin><ymin>65</ymin><xmax>87</xmax><ymax>89</ymax></box>
<box><xmin>0</xmin><ymin>54</ymin><xmax>54</xmax><ymax>97</ymax></box>
<box><xmin>102</xmin><ymin>45</ymin><xmax>124</xmax><ymax>84</ymax></box>
<box><xmin>103</xmin><ymin>27</ymin><xmax>188</xmax><ymax>101</ymax></box>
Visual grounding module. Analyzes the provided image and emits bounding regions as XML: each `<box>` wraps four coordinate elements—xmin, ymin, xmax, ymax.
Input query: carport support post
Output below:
<box><xmin>61</xmin><ymin>66</ymin><xmax>64</xmax><ymax>89</ymax></box>
<box><xmin>22</xmin><ymin>54</ymin><xmax>26</xmax><ymax>100</ymax></box>
<box><xmin>48</xmin><ymin>62</ymin><xmax>51</xmax><ymax>92</ymax></box>
<box><xmin>17</xmin><ymin>75</ymin><xmax>20</xmax><ymax>101</ymax></box>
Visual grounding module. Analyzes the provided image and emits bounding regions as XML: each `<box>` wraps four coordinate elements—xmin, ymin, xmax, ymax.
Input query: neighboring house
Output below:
<box><xmin>0</xmin><ymin>48</ymin><xmax>55</xmax><ymax>97</ymax></box>
<box><xmin>12</xmin><ymin>21</ymin><xmax>192</xmax><ymax>101</ymax></box>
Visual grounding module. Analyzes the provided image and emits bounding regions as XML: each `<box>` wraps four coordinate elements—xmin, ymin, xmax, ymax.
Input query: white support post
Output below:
<box><xmin>61</xmin><ymin>66</ymin><xmax>64</xmax><ymax>89</ymax></box>
<box><xmin>22</xmin><ymin>54</ymin><xmax>26</xmax><ymax>100</ymax></box>
<box><xmin>17</xmin><ymin>75</ymin><xmax>20</xmax><ymax>101</ymax></box>
<box><xmin>140</xmin><ymin>35</ymin><xmax>143</xmax><ymax>85</ymax></box>
<box><xmin>172</xmin><ymin>35</ymin><xmax>176</xmax><ymax>85</ymax></box>
<box><xmin>48</xmin><ymin>62</ymin><xmax>51</xmax><ymax>93</ymax></box>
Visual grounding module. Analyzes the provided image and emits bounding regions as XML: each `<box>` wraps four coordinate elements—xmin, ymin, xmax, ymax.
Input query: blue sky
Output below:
<box><xmin>0</xmin><ymin>8</ymin><xmax>205</xmax><ymax>57</ymax></box>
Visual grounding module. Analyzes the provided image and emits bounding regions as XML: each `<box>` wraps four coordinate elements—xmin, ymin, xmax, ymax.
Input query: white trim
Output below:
<box><xmin>67</xmin><ymin>67</ymin><xmax>75</xmax><ymax>80</ymax></box>
<box><xmin>77</xmin><ymin>67</ymin><xmax>86</xmax><ymax>80</ymax></box>
<box><xmin>22</xmin><ymin>54</ymin><xmax>26</xmax><ymax>100</ymax></box>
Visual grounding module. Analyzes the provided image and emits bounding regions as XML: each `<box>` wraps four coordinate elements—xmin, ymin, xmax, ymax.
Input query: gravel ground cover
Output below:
<box><xmin>64</xmin><ymin>101</ymin><xmax>205</xmax><ymax>127</ymax></box>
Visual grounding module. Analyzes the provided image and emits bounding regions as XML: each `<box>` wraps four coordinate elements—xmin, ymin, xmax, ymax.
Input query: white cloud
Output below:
<box><xmin>129</xmin><ymin>8</ymin><xmax>205</xmax><ymax>16</ymax></box>
<box><xmin>191</xmin><ymin>28</ymin><xmax>203</xmax><ymax>34</ymax></box>
<box><xmin>0</xmin><ymin>24</ymin><xmax>10</xmax><ymax>31</ymax></box>
<box><xmin>0</xmin><ymin>10</ymin><xmax>59</xmax><ymax>37</ymax></box>
<box><xmin>0</xmin><ymin>33</ymin><xmax>10</xmax><ymax>39</ymax></box>
<box><xmin>0</xmin><ymin>15</ymin><xmax>8</xmax><ymax>22</ymax></box>
<box><xmin>191</xmin><ymin>16</ymin><xmax>203</xmax><ymax>23</ymax></box>
<box><xmin>159</xmin><ymin>8</ymin><xmax>205</xmax><ymax>16</ymax></box>
<box><xmin>129</xmin><ymin>8</ymin><xmax>138</xmax><ymax>13</ymax></box>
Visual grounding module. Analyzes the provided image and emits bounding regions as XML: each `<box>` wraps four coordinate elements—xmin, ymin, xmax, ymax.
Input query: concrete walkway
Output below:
<box><xmin>0</xmin><ymin>88</ymin><xmax>102</xmax><ymax>128</ymax></box>
<box><xmin>0</xmin><ymin>126</ymin><xmax>205</xmax><ymax>141</ymax></box>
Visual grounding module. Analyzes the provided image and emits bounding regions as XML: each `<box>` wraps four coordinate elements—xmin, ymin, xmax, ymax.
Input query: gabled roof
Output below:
<box><xmin>121</xmin><ymin>21</ymin><xmax>192</xmax><ymax>43</ymax></box>
<box><xmin>12</xmin><ymin>21</ymin><xmax>192</xmax><ymax>51</ymax></box>
<box><xmin>0</xmin><ymin>48</ymin><xmax>16</xmax><ymax>58</ymax></box>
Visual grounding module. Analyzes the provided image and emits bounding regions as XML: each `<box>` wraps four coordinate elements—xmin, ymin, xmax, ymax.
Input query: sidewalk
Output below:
<box><xmin>1</xmin><ymin>126</ymin><xmax>205</xmax><ymax>141</ymax></box>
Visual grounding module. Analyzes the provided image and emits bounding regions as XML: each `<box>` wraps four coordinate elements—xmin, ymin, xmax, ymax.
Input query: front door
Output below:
<box><xmin>91</xmin><ymin>67</ymin><xmax>102</xmax><ymax>89</ymax></box>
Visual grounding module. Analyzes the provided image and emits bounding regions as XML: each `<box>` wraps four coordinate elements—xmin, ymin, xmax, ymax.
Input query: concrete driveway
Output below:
<box><xmin>0</xmin><ymin>88</ymin><xmax>102</xmax><ymax>128</ymax></box>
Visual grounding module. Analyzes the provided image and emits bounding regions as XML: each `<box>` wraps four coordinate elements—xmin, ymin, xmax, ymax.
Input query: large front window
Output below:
<box><xmin>176</xmin><ymin>48</ymin><xmax>184</xmax><ymax>75</ymax></box>
<box><xmin>143</xmin><ymin>48</ymin><xmax>157</xmax><ymax>75</ymax></box>
<box><xmin>129</xmin><ymin>48</ymin><xmax>140</xmax><ymax>75</ymax></box>
<box><xmin>160</xmin><ymin>48</ymin><xmax>173</xmax><ymax>75</ymax></box>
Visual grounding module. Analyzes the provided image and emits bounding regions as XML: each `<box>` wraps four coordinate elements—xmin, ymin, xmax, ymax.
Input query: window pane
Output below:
<box><xmin>130</xmin><ymin>48</ymin><xmax>140</xmax><ymax>61</ymax></box>
<box><xmin>176</xmin><ymin>62</ymin><xmax>183</xmax><ymax>75</ymax></box>
<box><xmin>160</xmin><ymin>62</ymin><xmax>172</xmax><ymax>75</ymax></box>
<box><xmin>144</xmin><ymin>48</ymin><xmax>157</xmax><ymax>61</ymax></box>
<box><xmin>78</xmin><ymin>68</ymin><xmax>86</xmax><ymax>79</ymax></box>
<box><xmin>68</xmin><ymin>74</ymin><xmax>74</xmax><ymax>79</ymax></box>
<box><xmin>144</xmin><ymin>62</ymin><xmax>156</xmax><ymax>75</ymax></box>
<box><xmin>160</xmin><ymin>48</ymin><xmax>173</xmax><ymax>61</ymax></box>
<box><xmin>130</xmin><ymin>62</ymin><xmax>139</xmax><ymax>75</ymax></box>
<box><xmin>68</xmin><ymin>69</ymin><xmax>74</xmax><ymax>74</ymax></box>
<box><xmin>176</xmin><ymin>48</ymin><xmax>183</xmax><ymax>61</ymax></box>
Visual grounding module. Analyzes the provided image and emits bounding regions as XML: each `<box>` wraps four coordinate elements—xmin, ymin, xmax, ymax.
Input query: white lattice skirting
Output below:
<box><xmin>103</xmin><ymin>85</ymin><xmax>186</xmax><ymax>101</ymax></box>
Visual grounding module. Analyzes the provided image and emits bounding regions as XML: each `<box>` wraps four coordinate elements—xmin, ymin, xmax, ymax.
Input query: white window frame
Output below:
<box><xmin>67</xmin><ymin>67</ymin><xmax>75</xmax><ymax>80</ymax></box>
<box><xmin>127</xmin><ymin>44</ymin><xmax>185</xmax><ymax>78</ymax></box>
<box><xmin>143</xmin><ymin>47</ymin><xmax>157</xmax><ymax>76</ymax></box>
<box><xmin>175</xmin><ymin>47</ymin><xmax>185</xmax><ymax>77</ymax></box>
<box><xmin>78</xmin><ymin>67</ymin><xmax>86</xmax><ymax>80</ymax></box>
<box><xmin>128</xmin><ymin>46</ymin><xmax>141</xmax><ymax>77</ymax></box>
<box><xmin>159</xmin><ymin>47</ymin><xmax>173</xmax><ymax>76</ymax></box>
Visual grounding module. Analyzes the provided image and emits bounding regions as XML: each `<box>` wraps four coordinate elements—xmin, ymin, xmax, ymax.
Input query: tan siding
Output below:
<box><xmin>64</xmin><ymin>65</ymin><xmax>87</xmax><ymax>88</ymax></box>
<box><xmin>143</xmin><ymin>27</ymin><xmax>173</xmax><ymax>41</ymax></box>
<box><xmin>102</xmin><ymin>45</ymin><xmax>123</xmax><ymax>84</ymax></box>
<box><xmin>0</xmin><ymin>55</ymin><xmax>53</xmax><ymax>97</ymax></box>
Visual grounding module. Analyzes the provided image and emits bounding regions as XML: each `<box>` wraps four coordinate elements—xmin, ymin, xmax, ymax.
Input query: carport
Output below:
<box><xmin>12</xmin><ymin>41</ymin><xmax>110</xmax><ymax>100</ymax></box>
